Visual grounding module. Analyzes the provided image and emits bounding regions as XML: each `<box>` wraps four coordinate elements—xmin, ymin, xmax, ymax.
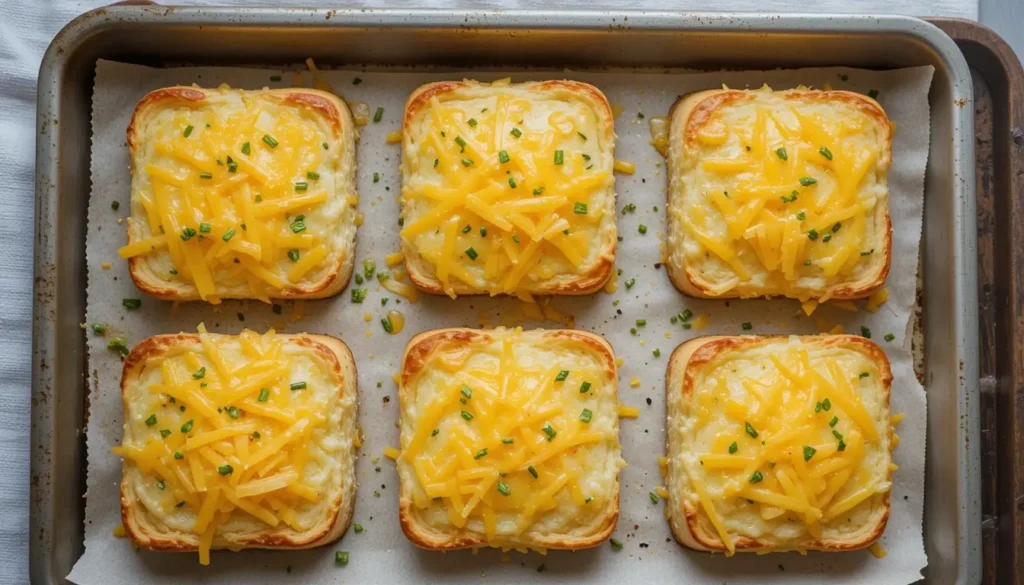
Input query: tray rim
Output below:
<box><xmin>31</xmin><ymin>7</ymin><xmax>980</xmax><ymax>585</ymax></box>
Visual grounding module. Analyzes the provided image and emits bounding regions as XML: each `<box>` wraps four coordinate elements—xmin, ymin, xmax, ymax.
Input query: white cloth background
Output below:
<box><xmin>0</xmin><ymin>1</ymin><xmax>977</xmax><ymax>584</ymax></box>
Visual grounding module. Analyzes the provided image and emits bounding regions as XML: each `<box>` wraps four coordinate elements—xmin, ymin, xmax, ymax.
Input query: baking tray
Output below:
<box><xmin>30</xmin><ymin>8</ymin><xmax>980</xmax><ymax>585</ymax></box>
<box><xmin>926</xmin><ymin>18</ymin><xmax>1024</xmax><ymax>585</ymax></box>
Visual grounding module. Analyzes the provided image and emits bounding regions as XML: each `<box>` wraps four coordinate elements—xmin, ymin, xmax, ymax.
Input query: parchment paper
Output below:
<box><xmin>71</xmin><ymin>59</ymin><xmax>932</xmax><ymax>585</ymax></box>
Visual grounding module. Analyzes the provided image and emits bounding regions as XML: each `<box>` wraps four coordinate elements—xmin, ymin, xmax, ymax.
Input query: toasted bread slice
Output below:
<box><xmin>396</xmin><ymin>327</ymin><xmax>624</xmax><ymax>550</ymax></box>
<box><xmin>399</xmin><ymin>80</ymin><xmax>617</xmax><ymax>299</ymax></box>
<box><xmin>122</xmin><ymin>86</ymin><xmax>357</xmax><ymax>303</ymax></box>
<box><xmin>665</xmin><ymin>88</ymin><xmax>892</xmax><ymax>301</ymax></box>
<box><xmin>665</xmin><ymin>334</ymin><xmax>894</xmax><ymax>554</ymax></box>
<box><xmin>115</xmin><ymin>328</ymin><xmax>358</xmax><ymax>564</ymax></box>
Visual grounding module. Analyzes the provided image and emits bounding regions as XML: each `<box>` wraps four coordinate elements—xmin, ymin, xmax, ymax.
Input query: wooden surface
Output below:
<box><xmin>928</xmin><ymin>18</ymin><xmax>1024</xmax><ymax>585</ymax></box>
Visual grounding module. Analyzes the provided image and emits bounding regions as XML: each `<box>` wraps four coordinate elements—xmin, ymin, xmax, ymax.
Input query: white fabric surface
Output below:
<box><xmin>0</xmin><ymin>1</ymin><xmax>976</xmax><ymax>584</ymax></box>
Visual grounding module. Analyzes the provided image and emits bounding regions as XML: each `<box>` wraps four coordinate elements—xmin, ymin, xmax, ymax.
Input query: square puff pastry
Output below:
<box><xmin>396</xmin><ymin>327</ymin><xmax>624</xmax><ymax>550</ymax></box>
<box><xmin>665</xmin><ymin>334</ymin><xmax>894</xmax><ymax>554</ymax></box>
<box><xmin>122</xmin><ymin>86</ymin><xmax>357</xmax><ymax>303</ymax></box>
<box><xmin>399</xmin><ymin>79</ymin><xmax>617</xmax><ymax>300</ymax></box>
<box><xmin>665</xmin><ymin>88</ymin><xmax>892</xmax><ymax>301</ymax></box>
<box><xmin>116</xmin><ymin>330</ymin><xmax>357</xmax><ymax>563</ymax></box>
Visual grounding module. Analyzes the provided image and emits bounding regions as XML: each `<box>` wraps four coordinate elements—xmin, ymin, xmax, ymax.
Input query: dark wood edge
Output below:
<box><xmin>927</xmin><ymin>17</ymin><xmax>1024</xmax><ymax>585</ymax></box>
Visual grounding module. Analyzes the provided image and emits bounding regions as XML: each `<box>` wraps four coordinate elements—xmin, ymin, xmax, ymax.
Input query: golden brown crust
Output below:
<box><xmin>665</xmin><ymin>334</ymin><xmax>893</xmax><ymax>553</ymax></box>
<box><xmin>666</xmin><ymin>89</ymin><xmax>893</xmax><ymax>301</ymax></box>
<box><xmin>397</xmin><ymin>327</ymin><xmax>620</xmax><ymax>550</ymax></box>
<box><xmin>125</xmin><ymin>86</ymin><xmax>356</xmax><ymax>302</ymax></box>
<box><xmin>400</xmin><ymin>80</ymin><xmax>616</xmax><ymax>297</ymax></box>
<box><xmin>119</xmin><ymin>332</ymin><xmax>356</xmax><ymax>552</ymax></box>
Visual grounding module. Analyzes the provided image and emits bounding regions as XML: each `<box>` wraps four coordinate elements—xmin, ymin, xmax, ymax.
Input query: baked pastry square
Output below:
<box><xmin>665</xmin><ymin>88</ymin><xmax>892</xmax><ymax>301</ymax></box>
<box><xmin>665</xmin><ymin>334</ymin><xmax>894</xmax><ymax>554</ymax></box>
<box><xmin>114</xmin><ymin>326</ymin><xmax>358</xmax><ymax>564</ymax></box>
<box><xmin>396</xmin><ymin>327</ymin><xmax>624</xmax><ymax>550</ymax></box>
<box><xmin>120</xmin><ymin>86</ymin><xmax>357</xmax><ymax>303</ymax></box>
<box><xmin>399</xmin><ymin>79</ymin><xmax>617</xmax><ymax>300</ymax></box>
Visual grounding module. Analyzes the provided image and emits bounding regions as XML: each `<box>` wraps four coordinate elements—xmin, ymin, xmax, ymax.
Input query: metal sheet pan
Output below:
<box><xmin>31</xmin><ymin>7</ymin><xmax>979</xmax><ymax>585</ymax></box>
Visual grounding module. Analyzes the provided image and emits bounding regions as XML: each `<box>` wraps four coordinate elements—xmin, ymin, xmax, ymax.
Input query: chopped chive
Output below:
<box><xmin>479</xmin><ymin>226</ymin><xmax>487</xmax><ymax>237</ymax></box>
<box><xmin>884</xmin><ymin>332</ymin><xmax>895</xmax><ymax>342</ymax></box>
<box><xmin>532</xmin><ymin>187</ymin><xmax>544</xmax><ymax>195</ymax></box>
<box><xmin>199</xmin><ymin>222</ymin><xmax>212</xmax><ymax>234</ymax></box>
<box><xmin>431</xmin><ymin>429</ymin><xmax>439</xmax><ymax>437</ymax></box>
<box><xmin>454</xmin><ymin>136</ymin><xmax>467</xmax><ymax>151</ymax></box>
<box><xmin>363</xmin><ymin>259</ymin><xmax>376</xmax><ymax>279</ymax></box>
<box><xmin>749</xmin><ymin>470</ymin><xmax>764</xmax><ymax>483</ymax></box>
<box><xmin>252</xmin><ymin>431</ymin><xmax>260</xmax><ymax>439</ymax></box>
<box><xmin>775</xmin><ymin>147</ymin><xmax>788</xmax><ymax>160</ymax></box>
<box><xmin>381</xmin><ymin>316</ymin><xmax>394</xmax><ymax>334</ymax></box>
<box><xmin>861</xmin><ymin>326</ymin><xmax>872</xmax><ymax>339</ymax></box>
<box><xmin>183</xmin><ymin>125</ymin><xmax>194</xmax><ymax>137</ymax></box>
<box><xmin>290</xmin><ymin>219</ymin><xmax>306</xmax><ymax>233</ymax></box>
<box><xmin>111</xmin><ymin>201</ymin><xmax>120</xmax><ymax>211</ymax></box>
<box><xmin>838</xmin><ymin>440</ymin><xmax>847</xmax><ymax>451</ymax></box>
<box><xmin>294</xmin><ymin>181</ymin><xmax>309</xmax><ymax>192</ymax></box>
<box><xmin>192</xmin><ymin>367</ymin><xmax>206</xmax><ymax>380</ymax></box>
<box><xmin>822</xmin><ymin>398</ymin><xmax>832</xmax><ymax>411</ymax></box>
<box><xmin>465</xmin><ymin>247</ymin><xmax>478</xmax><ymax>261</ymax></box>
<box><xmin>323</xmin><ymin>142</ymin><xmax>329</xmax><ymax>150</ymax></box>
<box><xmin>741</xmin><ymin>322</ymin><xmax>752</xmax><ymax>331</ymax></box>
<box><xmin>745</xmin><ymin>422</ymin><xmax>758</xmax><ymax>438</ymax></box>
<box><xmin>217</xmin><ymin>464</ymin><xmax>233</xmax><ymax>475</ymax></box>
<box><xmin>625</xmin><ymin>278</ymin><xmax>636</xmax><ymax>290</ymax></box>
<box><xmin>373</xmin><ymin>107</ymin><xmax>383</xmax><ymax>123</ymax></box>
<box><xmin>681</xmin><ymin>309</ymin><xmax>693</xmax><ymax>321</ymax></box>
<box><xmin>173</xmin><ymin>451</ymin><xmax>183</xmax><ymax>460</ymax></box>
<box><xmin>354</xmin><ymin>523</ymin><xmax>364</xmax><ymax>533</ymax></box>
<box><xmin>653</xmin><ymin>348</ymin><xmax>661</xmax><ymax>358</ymax></box>
<box><xmin>781</xmin><ymin>191</ymin><xmax>799</xmax><ymax>203</ymax></box>
<box><xmin>555</xmin><ymin>370</ymin><xmax>570</xmax><ymax>382</ymax></box>
<box><xmin>107</xmin><ymin>338</ymin><xmax>130</xmax><ymax>357</ymax></box>
<box><xmin>610</xmin><ymin>538</ymin><xmax>623</xmax><ymax>551</ymax></box>
<box><xmin>461</xmin><ymin>158</ymin><xmax>473</xmax><ymax>167</ymax></box>
<box><xmin>467</xmin><ymin>118</ymin><xmax>477</xmax><ymax>127</ymax></box>
<box><xmin>579</xmin><ymin>409</ymin><xmax>594</xmax><ymax>425</ymax></box>
<box><xmin>807</xmin><ymin>229</ymin><xmax>819</xmax><ymax>241</ymax></box>
<box><xmin>636</xmin><ymin>319</ymin><xmax>647</xmax><ymax>327</ymax></box>
<box><xmin>335</xmin><ymin>551</ymin><xmax>349</xmax><ymax>566</ymax></box>
<box><xmin>510</xmin><ymin>127</ymin><xmax>522</xmax><ymax>138</ymax></box>
<box><xmin>580</xmin><ymin>381</ymin><xmax>592</xmax><ymax>394</ymax></box>
<box><xmin>288</xmin><ymin>249</ymin><xmax>300</xmax><ymax>262</ymax></box>
<box><xmin>156</xmin><ymin>479</ymin><xmax>166</xmax><ymax>490</ymax></box>
<box><xmin>373</xmin><ymin>172</ymin><xmax>380</xmax><ymax>183</ymax></box>
<box><xmin>498</xmin><ymin>150</ymin><xmax>510</xmax><ymax>164</ymax></box>
<box><xmin>241</xmin><ymin>141</ymin><xmax>251</xmax><ymax>155</ymax></box>
<box><xmin>832</xmin><ymin>222</ymin><xmax>842</xmax><ymax>233</ymax></box>
<box><xmin>829</xmin><ymin>416</ymin><xmax>839</xmax><ymax>427</ymax></box>
<box><xmin>638</xmin><ymin>224</ymin><xmax>648</xmax><ymax>234</ymax></box>
<box><xmin>508</xmin><ymin>176</ymin><xmax>517</xmax><ymax>189</ymax></box>
<box><xmin>502</xmin><ymin>437</ymin><xmax>514</xmax><ymax>444</ymax></box>
<box><xmin>542</xmin><ymin>423</ymin><xmax>557</xmax><ymax>441</ymax></box>
<box><xmin>258</xmin><ymin>388</ymin><xmax>270</xmax><ymax>402</ymax></box>
<box><xmin>554</xmin><ymin>150</ymin><xmax>564</xmax><ymax>165</ymax></box>
<box><xmin>819</xmin><ymin>146</ymin><xmax>833</xmax><ymax>160</ymax></box>
<box><xmin>799</xmin><ymin>176</ymin><xmax>817</xmax><ymax>186</ymax></box>
<box><xmin>803</xmin><ymin>445</ymin><xmax>817</xmax><ymax>461</ymax></box>
<box><xmin>222</xmin><ymin>228</ymin><xmax>236</xmax><ymax>242</ymax></box>
<box><xmin>461</xmin><ymin>410</ymin><xmax>474</xmax><ymax>421</ymax></box>
<box><xmin>227</xmin><ymin>406</ymin><xmax>239</xmax><ymax>419</ymax></box>
<box><xmin>528</xmin><ymin>466</ymin><xmax>539</xmax><ymax>478</ymax></box>
<box><xmin>796</xmin><ymin>211</ymin><xmax>807</xmax><ymax>220</ymax></box>
<box><xmin>175</xmin><ymin>501</ymin><xmax>185</xmax><ymax>508</ymax></box>
<box><xmin>91</xmin><ymin>324</ymin><xmax>106</xmax><ymax>336</ymax></box>
<box><xmin>145</xmin><ymin>414</ymin><xmax>157</xmax><ymax>426</ymax></box>
<box><xmin>860</xmin><ymin>372</ymin><xmax>870</xmax><ymax>378</ymax></box>
<box><xmin>728</xmin><ymin>441</ymin><xmax>738</xmax><ymax>454</ymax></box>
<box><xmin>861</xmin><ymin>249</ymin><xmax>875</xmax><ymax>256</ymax></box>
<box><xmin>461</xmin><ymin>224</ymin><xmax>472</xmax><ymax>234</ymax></box>
<box><xmin>578</xmin><ymin>132</ymin><xmax>588</xmax><ymax>141</ymax></box>
<box><xmin>290</xmin><ymin>381</ymin><xmax>307</xmax><ymax>391</ymax></box>
<box><xmin>574</xmin><ymin>202</ymin><xmax>588</xmax><ymax>215</ymax></box>
<box><xmin>262</xmin><ymin>134</ymin><xmax>278</xmax><ymax>148</ymax></box>
<box><xmin>497</xmin><ymin>481</ymin><xmax>511</xmax><ymax>496</ymax></box>
<box><xmin>180</xmin><ymin>419</ymin><xmax>194</xmax><ymax>433</ymax></box>
<box><xmin>815</xmin><ymin>401</ymin><xmax>823</xmax><ymax>413</ymax></box>
<box><xmin>474</xmin><ymin>448</ymin><xmax>488</xmax><ymax>460</ymax></box>
<box><xmin>833</xmin><ymin>430</ymin><xmax>844</xmax><ymax>441</ymax></box>
<box><xmin>180</xmin><ymin>227</ymin><xmax>196</xmax><ymax>241</ymax></box>
<box><xmin>582</xmin><ymin>154</ymin><xmax>591</xmax><ymax>161</ymax></box>
<box><xmin>122</xmin><ymin>298</ymin><xmax>142</xmax><ymax>310</ymax></box>
<box><xmin>433</xmin><ymin>159</ymin><xmax>438</xmax><ymax>168</ymax></box>
<box><xmin>351</xmin><ymin>288</ymin><xmax>367</xmax><ymax>303</ymax></box>
<box><xmin>621</xmin><ymin>203</ymin><xmax>636</xmax><ymax>214</ymax></box>
<box><xmin>227</xmin><ymin>157</ymin><xmax>237</xmax><ymax>173</ymax></box>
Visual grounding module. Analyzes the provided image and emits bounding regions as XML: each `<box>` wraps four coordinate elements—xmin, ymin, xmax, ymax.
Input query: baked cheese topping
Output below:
<box><xmin>670</xmin><ymin>89</ymin><xmax>890</xmax><ymax>300</ymax></box>
<box><xmin>398</xmin><ymin>328</ymin><xmax>623</xmax><ymax>548</ymax></box>
<box><xmin>120</xmin><ymin>88</ymin><xmax>354</xmax><ymax>303</ymax></box>
<box><xmin>401</xmin><ymin>80</ymin><xmax>616</xmax><ymax>300</ymax></box>
<box><xmin>113</xmin><ymin>325</ymin><xmax>352</xmax><ymax>564</ymax></box>
<box><xmin>673</xmin><ymin>336</ymin><xmax>892</xmax><ymax>553</ymax></box>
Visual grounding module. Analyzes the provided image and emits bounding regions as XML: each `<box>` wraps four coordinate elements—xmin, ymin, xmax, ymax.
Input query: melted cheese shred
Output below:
<box><xmin>672</xmin><ymin>336</ymin><xmax>893</xmax><ymax>553</ymax></box>
<box><xmin>120</xmin><ymin>88</ymin><xmax>352</xmax><ymax>303</ymax></box>
<box><xmin>401</xmin><ymin>80</ymin><xmax>615</xmax><ymax>299</ymax></box>
<box><xmin>113</xmin><ymin>325</ymin><xmax>347</xmax><ymax>564</ymax></box>
<box><xmin>397</xmin><ymin>327</ymin><xmax>624</xmax><ymax>549</ymax></box>
<box><xmin>671</xmin><ymin>88</ymin><xmax>890</xmax><ymax>300</ymax></box>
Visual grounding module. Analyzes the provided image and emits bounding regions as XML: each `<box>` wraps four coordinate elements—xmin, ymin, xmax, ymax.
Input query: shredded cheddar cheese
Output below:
<box><xmin>113</xmin><ymin>325</ymin><xmax>352</xmax><ymax>564</ymax></box>
<box><xmin>119</xmin><ymin>88</ymin><xmax>354</xmax><ymax>303</ymax></box>
<box><xmin>400</xmin><ymin>80</ymin><xmax>615</xmax><ymax>299</ymax></box>
<box><xmin>669</xmin><ymin>336</ymin><xmax>894</xmax><ymax>552</ymax></box>
<box><xmin>396</xmin><ymin>327</ymin><xmax>624</xmax><ymax>547</ymax></box>
<box><xmin>669</xmin><ymin>89</ymin><xmax>890</xmax><ymax>301</ymax></box>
